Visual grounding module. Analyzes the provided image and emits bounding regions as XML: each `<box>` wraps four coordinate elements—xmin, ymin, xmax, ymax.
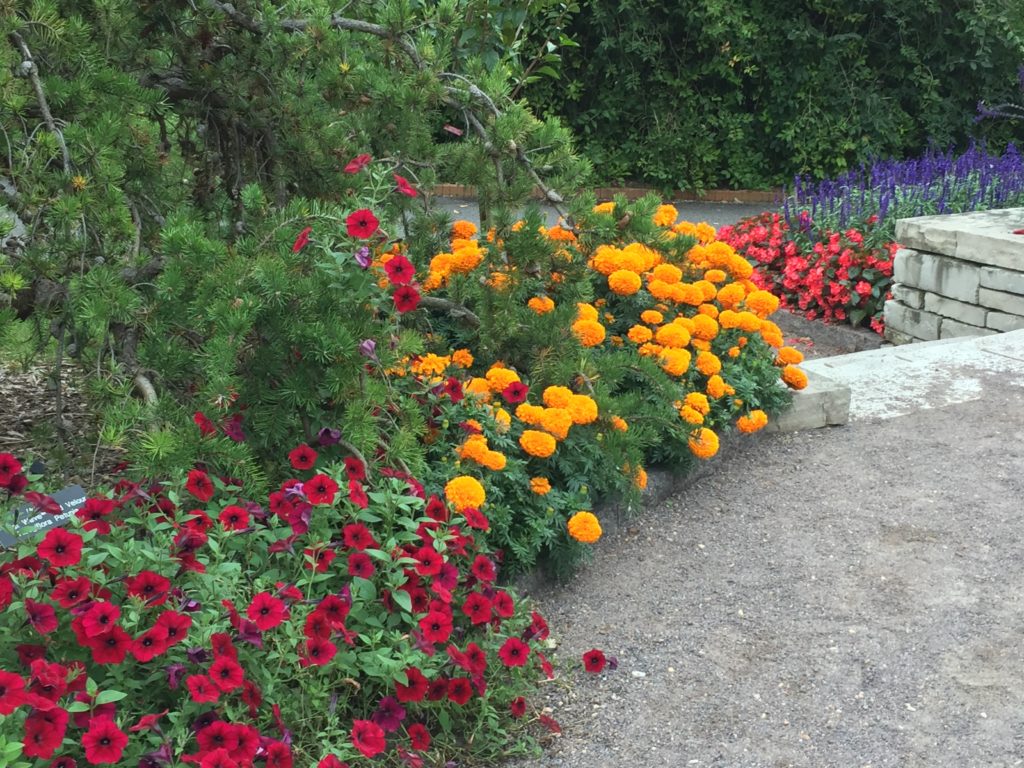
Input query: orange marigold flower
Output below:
<box><xmin>576</xmin><ymin>303</ymin><xmax>599</xmax><ymax>321</ymax></box>
<box><xmin>539</xmin><ymin>408</ymin><xmax>573</xmax><ymax>440</ymax></box>
<box><xmin>697</xmin><ymin>303</ymin><xmax>719</xmax><ymax>320</ymax></box>
<box><xmin>451</xmin><ymin>348</ymin><xmax>474</xmax><ymax>368</ymax></box>
<box><xmin>567</xmin><ymin>511</ymin><xmax>602</xmax><ymax>543</ymax></box>
<box><xmin>652</xmin><ymin>204</ymin><xmax>678</xmax><ymax>227</ymax></box>
<box><xmin>481</xmin><ymin>451</ymin><xmax>507</xmax><ymax>471</ymax></box>
<box><xmin>651</xmin><ymin>263</ymin><xmax>683</xmax><ymax>285</ymax></box>
<box><xmin>691</xmin><ymin>313</ymin><xmax>719</xmax><ymax>341</ymax></box>
<box><xmin>465</xmin><ymin>377</ymin><xmax>491</xmax><ymax>400</ymax></box>
<box><xmin>660</xmin><ymin>348</ymin><xmax>691</xmax><ymax>376</ymax></box>
<box><xmin>775</xmin><ymin>346</ymin><xmax>804</xmax><ymax>366</ymax></box>
<box><xmin>684</xmin><ymin>391</ymin><xmax>710</xmax><ymax>415</ymax></box>
<box><xmin>627</xmin><ymin>324</ymin><xmax>653</xmax><ymax>344</ymax></box>
<box><xmin>640</xmin><ymin>309</ymin><xmax>664</xmax><ymax>325</ymax></box>
<box><xmin>688</xmin><ymin>427</ymin><xmax>719</xmax><ymax>459</ymax></box>
<box><xmin>608</xmin><ymin>270</ymin><xmax>642</xmax><ymax>296</ymax></box>
<box><xmin>728</xmin><ymin>255</ymin><xmax>754</xmax><ymax>279</ymax></box>
<box><xmin>695</xmin><ymin>223</ymin><xmax>717</xmax><ymax>243</ymax></box>
<box><xmin>716</xmin><ymin>282</ymin><xmax>746</xmax><ymax>310</ymax></box>
<box><xmin>745</xmin><ymin>289</ymin><xmax>780</xmax><ymax>318</ymax></box>
<box><xmin>655</xmin><ymin>323</ymin><xmax>690</xmax><ymax>349</ymax></box>
<box><xmin>706</xmin><ymin>374</ymin><xmax>727</xmax><ymax>399</ymax></box>
<box><xmin>544</xmin><ymin>225</ymin><xmax>577</xmax><ymax>243</ymax></box>
<box><xmin>638</xmin><ymin>342</ymin><xmax>663</xmax><ymax>358</ymax></box>
<box><xmin>566</xmin><ymin>394</ymin><xmax>598</xmax><ymax>425</ymax></box>
<box><xmin>515</xmin><ymin>403</ymin><xmax>545</xmax><ymax>425</ymax></box>
<box><xmin>592</xmin><ymin>201</ymin><xmax>615</xmax><ymax>214</ymax></box>
<box><xmin>528</xmin><ymin>296</ymin><xmax>556</xmax><ymax>315</ymax></box>
<box><xmin>679</xmin><ymin>405</ymin><xmax>704</xmax><ymax>425</ymax></box>
<box><xmin>737</xmin><ymin>410</ymin><xmax>769</xmax><ymax>433</ymax></box>
<box><xmin>445</xmin><ymin>475</ymin><xmax>486</xmax><ymax>511</ymax></box>
<box><xmin>572</xmin><ymin>319</ymin><xmax>606</xmax><ymax>347</ymax></box>
<box><xmin>530</xmin><ymin>476</ymin><xmax>552</xmax><ymax>495</ymax></box>
<box><xmin>782</xmin><ymin>365</ymin><xmax>808</xmax><ymax>390</ymax></box>
<box><xmin>542</xmin><ymin>386</ymin><xmax>573</xmax><ymax>408</ymax></box>
<box><xmin>704</xmin><ymin>268</ymin><xmax>727</xmax><ymax>283</ymax></box>
<box><xmin>632</xmin><ymin>465</ymin><xmax>648</xmax><ymax>490</ymax></box>
<box><xmin>728</xmin><ymin>346</ymin><xmax>741</xmax><ymax>358</ymax></box>
<box><xmin>485</xmin><ymin>366</ymin><xmax>521</xmax><ymax>393</ymax></box>
<box><xmin>695</xmin><ymin>351</ymin><xmax>722</xmax><ymax>376</ymax></box>
<box><xmin>520</xmin><ymin>430</ymin><xmax>557</xmax><ymax>458</ymax></box>
<box><xmin>610</xmin><ymin>415</ymin><xmax>628</xmax><ymax>432</ymax></box>
<box><xmin>458</xmin><ymin>434</ymin><xmax>490</xmax><ymax>462</ymax></box>
<box><xmin>451</xmin><ymin>220</ymin><xmax>478</xmax><ymax>240</ymax></box>
<box><xmin>691</xmin><ymin>338</ymin><xmax>711</xmax><ymax>352</ymax></box>
<box><xmin>493</xmin><ymin>407</ymin><xmax>511</xmax><ymax>432</ymax></box>
<box><xmin>735</xmin><ymin>311</ymin><xmax>763</xmax><ymax>333</ymax></box>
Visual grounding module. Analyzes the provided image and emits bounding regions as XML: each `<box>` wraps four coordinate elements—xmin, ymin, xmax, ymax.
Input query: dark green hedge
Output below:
<box><xmin>526</xmin><ymin>0</ymin><xmax>1024</xmax><ymax>189</ymax></box>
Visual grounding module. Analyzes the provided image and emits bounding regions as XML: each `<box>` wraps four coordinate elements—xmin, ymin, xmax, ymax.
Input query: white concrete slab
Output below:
<box><xmin>802</xmin><ymin>330</ymin><xmax>1024</xmax><ymax>421</ymax></box>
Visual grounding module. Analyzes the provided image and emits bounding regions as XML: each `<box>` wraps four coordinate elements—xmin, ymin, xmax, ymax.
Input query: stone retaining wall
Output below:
<box><xmin>884</xmin><ymin>208</ymin><xmax>1024</xmax><ymax>343</ymax></box>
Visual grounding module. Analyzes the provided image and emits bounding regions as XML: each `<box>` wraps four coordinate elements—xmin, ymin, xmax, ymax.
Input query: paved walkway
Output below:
<box><xmin>523</xmin><ymin>335</ymin><xmax>1024</xmax><ymax>767</ymax></box>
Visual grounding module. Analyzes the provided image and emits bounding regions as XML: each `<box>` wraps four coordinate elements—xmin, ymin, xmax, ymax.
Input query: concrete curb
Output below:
<box><xmin>772</xmin><ymin>309</ymin><xmax>885</xmax><ymax>354</ymax></box>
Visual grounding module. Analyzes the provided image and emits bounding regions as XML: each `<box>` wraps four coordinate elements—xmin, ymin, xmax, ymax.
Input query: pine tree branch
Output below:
<box><xmin>8</xmin><ymin>31</ymin><xmax>71</xmax><ymax>175</ymax></box>
<box><xmin>203</xmin><ymin>0</ymin><xmax>263</xmax><ymax>34</ymax></box>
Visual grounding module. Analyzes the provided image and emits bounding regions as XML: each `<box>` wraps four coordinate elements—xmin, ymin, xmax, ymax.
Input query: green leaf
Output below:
<box><xmin>95</xmin><ymin>690</ymin><xmax>128</xmax><ymax>704</ymax></box>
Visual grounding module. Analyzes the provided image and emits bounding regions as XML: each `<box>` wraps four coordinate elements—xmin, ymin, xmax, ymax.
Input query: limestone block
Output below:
<box><xmin>979</xmin><ymin>265</ymin><xmax>1024</xmax><ymax>296</ymax></box>
<box><xmin>986</xmin><ymin>311</ymin><xmax>1024</xmax><ymax>333</ymax></box>
<box><xmin>923</xmin><ymin>292</ymin><xmax>987</xmax><ymax>326</ymax></box>
<box><xmin>892</xmin><ymin>251</ymin><xmax>979</xmax><ymax>303</ymax></box>
<box><xmin>891</xmin><ymin>282</ymin><xmax>924</xmax><ymax>310</ymax></box>
<box><xmin>979</xmin><ymin>287</ymin><xmax>1024</xmax><ymax>317</ymax></box>
<box><xmin>883</xmin><ymin>301</ymin><xmax>941</xmax><ymax>341</ymax></box>
<box><xmin>895</xmin><ymin>218</ymin><xmax>958</xmax><ymax>257</ymax></box>
<box><xmin>940</xmin><ymin>318</ymin><xmax>996</xmax><ymax>339</ymax></box>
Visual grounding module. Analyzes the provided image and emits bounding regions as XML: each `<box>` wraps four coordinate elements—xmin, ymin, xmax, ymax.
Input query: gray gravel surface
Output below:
<box><xmin>517</xmin><ymin>385</ymin><xmax>1024</xmax><ymax>768</ymax></box>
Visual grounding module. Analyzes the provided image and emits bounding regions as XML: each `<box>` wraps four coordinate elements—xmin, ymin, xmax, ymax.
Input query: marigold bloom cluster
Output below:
<box><xmin>444</xmin><ymin>475</ymin><xmax>486</xmax><ymax>510</ymax></box>
<box><xmin>567</xmin><ymin>511</ymin><xmax>602</xmax><ymax>543</ymax></box>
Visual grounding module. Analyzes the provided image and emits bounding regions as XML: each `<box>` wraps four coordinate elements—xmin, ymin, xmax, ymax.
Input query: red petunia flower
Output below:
<box><xmin>88</xmin><ymin>627</ymin><xmax>131</xmax><ymax>665</ymax></box>
<box><xmin>460</xmin><ymin>507</ymin><xmax>489</xmax><ymax>531</ymax></box>
<box><xmin>414</xmin><ymin>546</ymin><xmax>443</xmax><ymax>577</ymax></box>
<box><xmin>492</xmin><ymin>590</ymin><xmax>515</xmax><ymax>619</ymax></box>
<box><xmin>317</xmin><ymin>756</ymin><xmax>348</xmax><ymax>768</ymax></box>
<box><xmin>343</xmin><ymin>456</ymin><xmax>365</xmax><ymax>482</ymax></box>
<box><xmin>342</xmin><ymin>523</ymin><xmax>377</xmax><ymax>550</ymax></box>
<box><xmin>218</xmin><ymin>505</ymin><xmax>249</xmax><ymax>531</ymax></box>
<box><xmin>129</xmin><ymin>709</ymin><xmax>168</xmax><ymax>733</ymax></box>
<box><xmin>304</xmin><ymin>474</ymin><xmax>338</xmax><ymax>506</ymax></box>
<box><xmin>384</xmin><ymin>254</ymin><xmax>415</xmax><ymax>285</ymax></box>
<box><xmin>23</xmin><ymin>707</ymin><xmax>68</xmax><ymax>759</ymax></box>
<box><xmin>37</xmin><ymin>528</ymin><xmax>83</xmax><ymax>567</ymax></box>
<box><xmin>209</xmin><ymin>655</ymin><xmax>244</xmax><ymax>692</ymax></box>
<box><xmin>82</xmin><ymin>602</ymin><xmax>120</xmax><ymax>638</ymax></box>
<box><xmin>48</xmin><ymin>757</ymin><xmax>77</xmax><ymax>768</ymax></box>
<box><xmin>347</xmin><ymin>552</ymin><xmax>375</xmax><ymax>579</ymax></box>
<box><xmin>0</xmin><ymin>452</ymin><xmax>23</xmax><ymax>485</ymax></box>
<box><xmin>130</xmin><ymin>626</ymin><xmax>171</xmax><ymax>663</ymax></box>
<box><xmin>446</xmin><ymin>677</ymin><xmax>473</xmax><ymax>705</ymax></box>
<box><xmin>185</xmin><ymin>674</ymin><xmax>220</xmax><ymax>703</ymax></box>
<box><xmin>300</xmin><ymin>637</ymin><xmax>337</xmax><ymax>667</ymax></box>
<box><xmin>154</xmin><ymin>611</ymin><xmax>192</xmax><ymax>645</ymax></box>
<box><xmin>25</xmin><ymin>599</ymin><xmax>58</xmax><ymax>635</ymax></box>
<box><xmin>501</xmin><ymin>381</ymin><xmax>529</xmax><ymax>404</ymax></box>
<box><xmin>0</xmin><ymin>671</ymin><xmax>26</xmax><ymax>714</ymax></box>
<box><xmin>392</xmin><ymin>285</ymin><xmax>420</xmax><ymax>313</ymax></box>
<box><xmin>442</xmin><ymin>377</ymin><xmax>463</xmax><ymax>403</ymax></box>
<box><xmin>351</xmin><ymin>719</ymin><xmax>386</xmax><ymax>759</ymax></box>
<box><xmin>498</xmin><ymin>637</ymin><xmax>530</xmax><ymax>668</ymax></box>
<box><xmin>82</xmin><ymin>717</ymin><xmax>128</xmax><ymax>765</ymax></box>
<box><xmin>197</xmin><ymin>721</ymin><xmax>240</xmax><ymax>754</ymax></box>
<box><xmin>194</xmin><ymin>411</ymin><xmax>217</xmax><ymax>437</ymax></box>
<box><xmin>304</xmin><ymin>547</ymin><xmax>335</xmax><ymax>573</ymax></box>
<box><xmin>126</xmin><ymin>571</ymin><xmax>171</xmax><ymax>607</ymax></box>
<box><xmin>537</xmin><ymin>651</ymin><xmax>554</xmax><ymax>679</ymax></box>
<box><xmin>265</xmin><ymin>741</ymin><xmax>292</xmax><ymax>768</ymax></box>
<box><xmin>347</xmin><ymin>480</ymin><xmax>368</xmax><ymax>509</ymax></box>
<box><xmin>394</xmin><ymin>667</ymin><xmax>429</xmax><ymax>703</ymax></box>
<box><xmin>185</xmin><ymin>469</ymin><xmax>215</xmax><ymax>502</ymax></box>
<box><xmin>460</xmin><ymin>592</ymin><xmax>492</xmax><ymax>626</ymax></box>
<box><xmin>407</xmin><ymin>723</ymin><xmax>430</xmax><ymax>750</ymax></box>
<box><xmin>76</xmin><ymin>498</ymin><xmax>115</xmax><ymax>534</ymax></box>
<box><xmin>344</xmin><ymin>153</ymin><xmax>371</xmax><ymax>174</ymax></box>
<box><xmin>393</xmin><ymin>174</ymin><xmax>418</xmax><ymax>198</ymax></box>
<box><xmin>582</xmin><ymin>648</ymin><xmax>606</xmax><ymax>673</ymax></box>
<box><xmin>510</xmin><ymin>696</ymin><xmax>526</xmax><ymax>718</ymax></box>
<box><xmin>292</xmin><ymin>227</ymin><xmax>313</xmax><ymax>253</ymax></box>
<box><xmin>246</xmin><ymin>592</ymin><xmax>288</xmax><ymax>631</ymax></box>
<box><xmin>199</xmin><ymin>748</ymin><xmax>237</xmax><ymax>768</ymax></box>
<box><xmin>316</xmin><ymin>595</ymin><xmax>351</xmax><ymax>628</ymax></box>
<box><xmin>345</xmin><ymin>209</ymin><xmax>379</xmax><ymax>239</ymax></box>
<box><xmin>288</xmin><ymin>444</ymin><xmax>318</xmax><ymax>471</ymax></box>
<box><xmin>470</xmin><ymin>555</ymin><xmax>496</xmax><ymax>583</ymax></box>
<box><xmin>418</xmin><ymin>610</ymin><xmax>452</xmax><ymax>644</ymax></box>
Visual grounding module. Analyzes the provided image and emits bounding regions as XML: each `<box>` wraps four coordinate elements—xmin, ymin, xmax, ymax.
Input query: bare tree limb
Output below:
<box><xmin>8</xmin><ymin>31</ymin><xmax>71</xmax><ymax>174</ymax></box>
<box><xmin>418</xmin><ymin>296</ymin><xmax>480</xmax><ymax>326</ymax></box>
<box><xmin>133</xmin><ymin>373</ymin><xmax>158</xmax><ymax>405</ymax></box>
<box><xmin>203</xmin><ymin>0</ymin><xmax>263</xmax><ymax>34</ymax></box>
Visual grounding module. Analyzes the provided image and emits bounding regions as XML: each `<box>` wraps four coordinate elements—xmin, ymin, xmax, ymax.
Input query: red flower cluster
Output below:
<box><xmin>718</xmin><ymin>212</ymin><xmax>895</xmax><ymax>334</ymax></box>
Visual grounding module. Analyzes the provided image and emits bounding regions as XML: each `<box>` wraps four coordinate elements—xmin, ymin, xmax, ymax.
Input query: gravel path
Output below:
<box><xmin>520</xmin><ymin>384</ymin><xmax>1024</xmax><ymax>767</ymax></box>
